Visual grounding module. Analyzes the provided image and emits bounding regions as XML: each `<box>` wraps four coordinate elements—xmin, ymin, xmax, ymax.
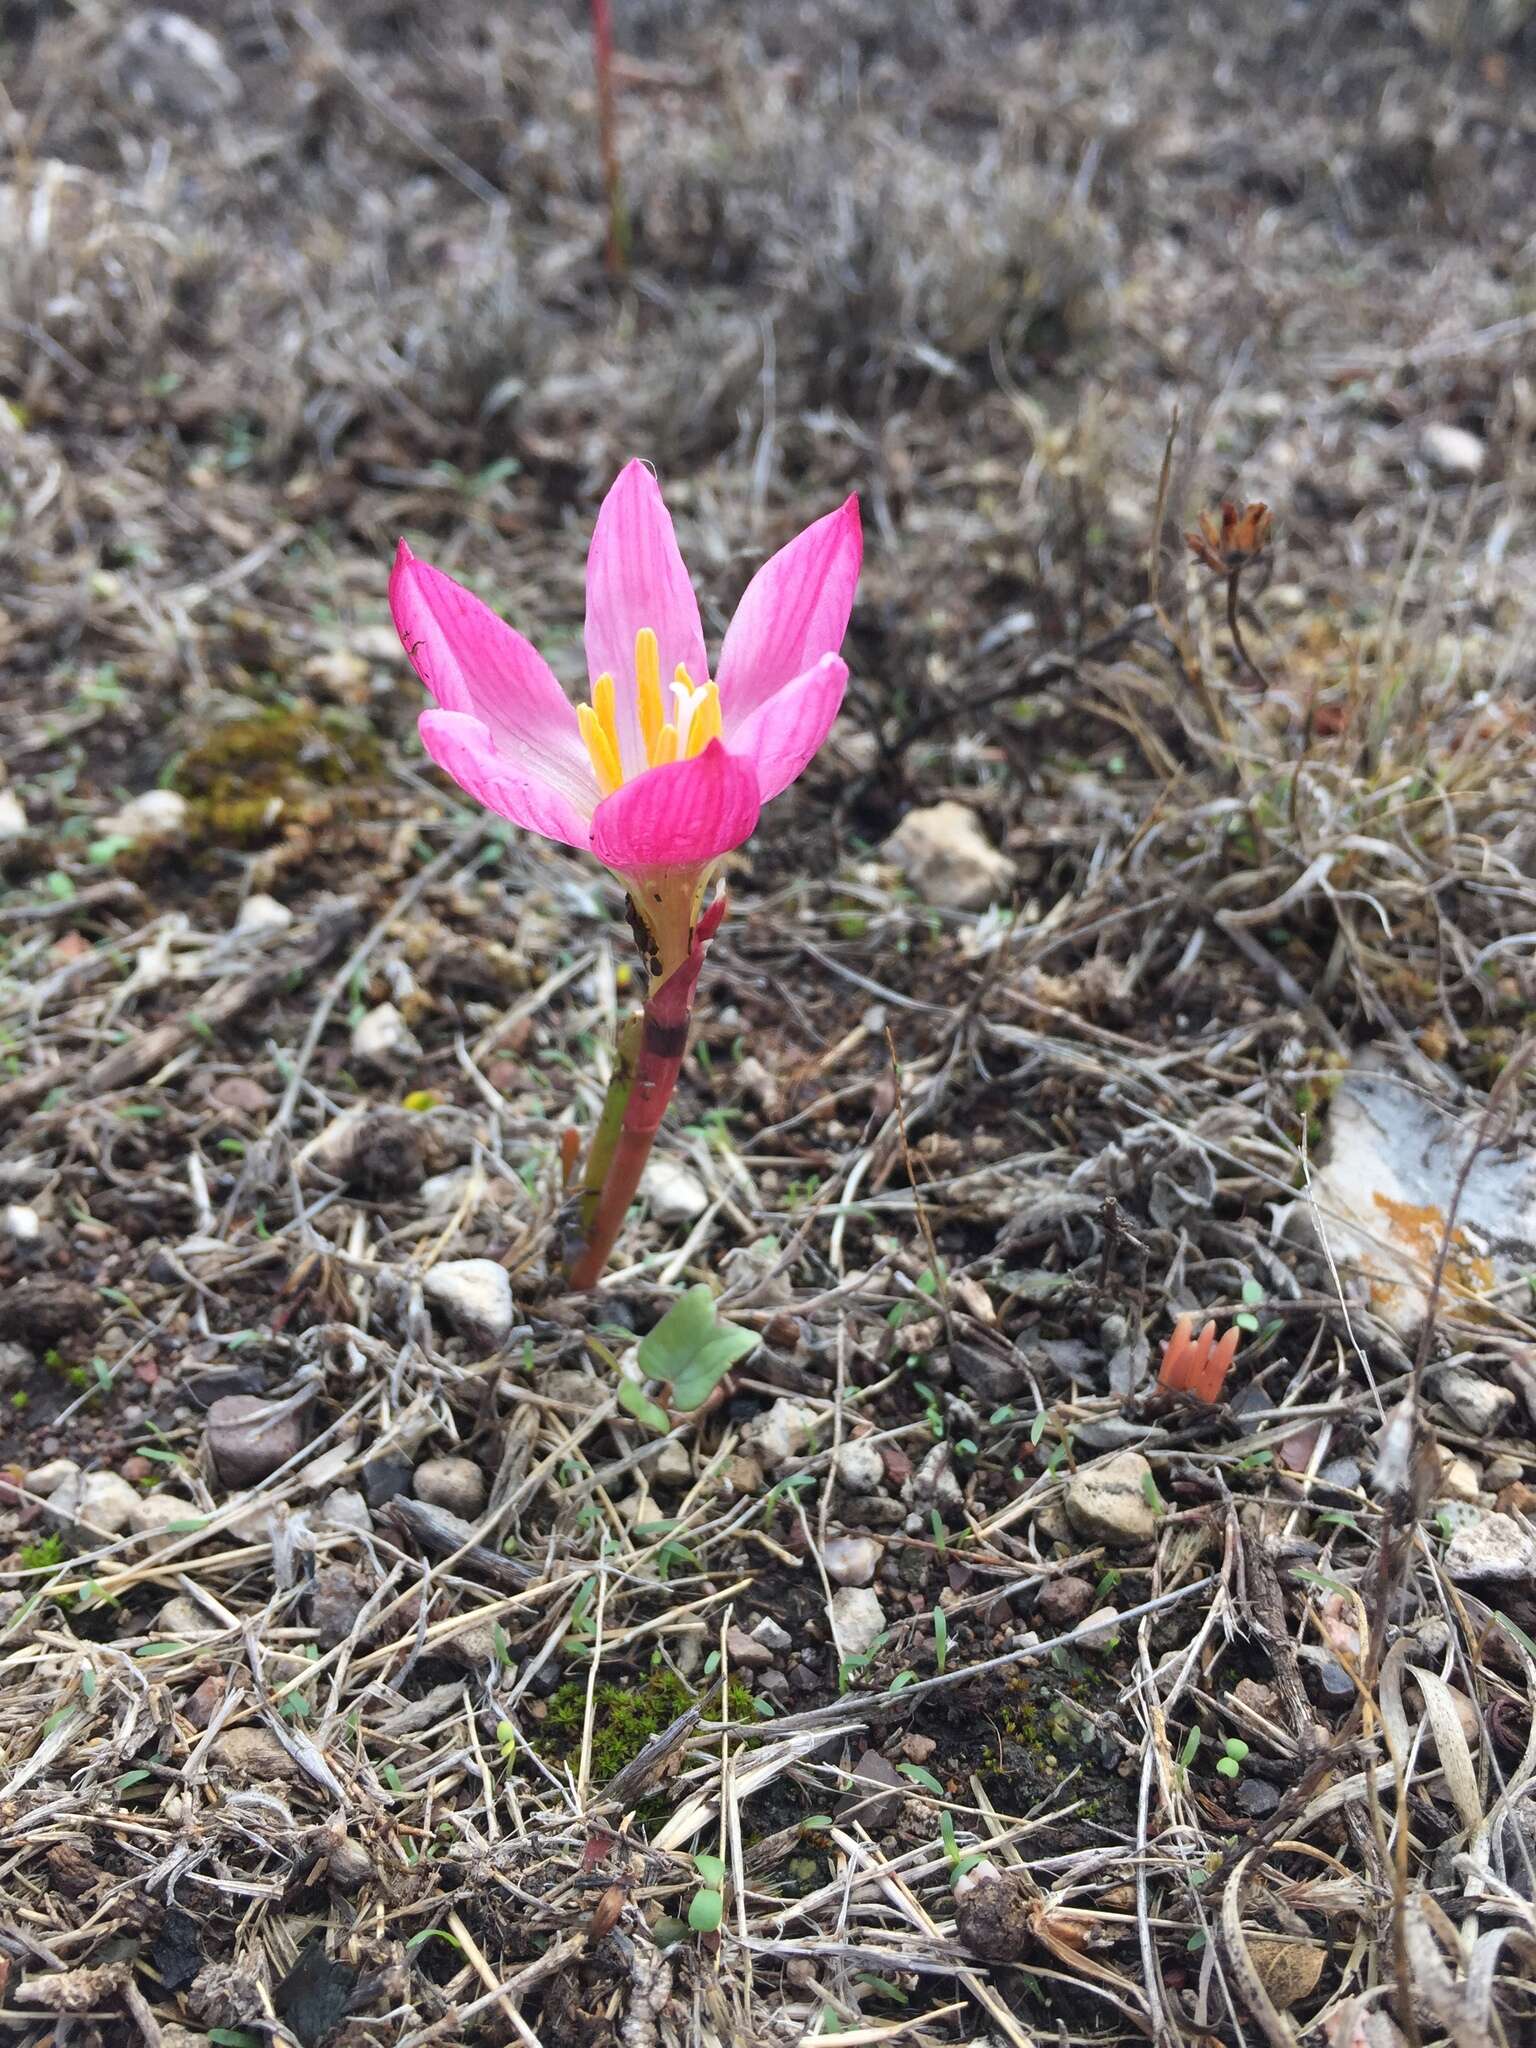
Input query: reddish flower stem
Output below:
<box><xmin>567</xmin><ymin>896</ymin><xmax>725</xmax><ymax>1288</ymax></box>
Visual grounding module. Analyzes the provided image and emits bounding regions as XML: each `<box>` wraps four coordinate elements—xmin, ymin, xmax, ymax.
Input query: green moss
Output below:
<box><xmin>170</xmin><ymin>707</ymin><xmax>384</xmax><ymax>847</ymax></box>
<box><xmin>19</xmin><ymin>1530</ymin><xmax>65</xmax><ymax>1572</ymax></box>
<box><xmin>538</xmin><ymin>1669</ymin><xmax>753</xmax><ymax>1785</ymax></box>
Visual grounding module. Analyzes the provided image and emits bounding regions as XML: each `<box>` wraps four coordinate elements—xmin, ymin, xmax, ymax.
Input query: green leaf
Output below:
<box><xmin>134</xmin><ymin>1642</ymin><xmax>186</xmax><ymax>1658</ymax></box>
<box><xmin>1241</xmin><ymin>1279</ymin><xmax>1264</xmax><ymax>1306</ymax></box>
<box><xmin>932</xmin><ymin>1607</ymin><xmax>949</xmax><ymax>1675</ymax></box>
<box><xmin>898</xmin><ymin>1762</ymin><xmax>944</xmax><ymax>1795</ymax></box>
<box><xmin>207</xmin><ymin>2033</ymin><xmax>262</xmax><ymax>2048</ymax></box>
<box><xmin>1224</xmin><ymin>1738</ymin><xmax>1250</xmax><ymax>1761</ymax></box>
<box><xmin>617</xmin><ymin>1376</ymin><xmax>670</xmax><ymax>1434</ymax></box>
<box><xmin>1234</xmin><ymin>1313</ymin><xmax>1259</xmax><ymax>1333</ymax></box>
<box><xmin>116</xmin><ymin>1768</ymin><xmax>154</xmax><ymax>1790</ymax></box>
<box><xmin>687</xmin><ymin>1887</ymin><xmax>724</xmax><ymax>1933</ymax></box>
<box><xmin>693</xmin><ymin>1852</ymin><xmax>726</xmax><ymax>1886</ymax></box>
<box><xmin>1179</xmin><ymin>1727</ymin><xmax>1202</xmax><ymax>1769</ymax></box>
<box><xmin>637</xmin><ymin>1285</ymin><xmax>758</xmax><ymax>1411</ymax></box>
<box><xmin>1215</xmin><ymin>1756</ymin><xmax>1239</xmax><ymax>1779</ymax></box>
<box><xmin>1141</xmin><ymin>1470</ymin><xmax>1167</xmax><ymax>1516</ymax></box>
<box><xmin>800</xmin><ymin>1815</ymin><xmax>835</xmax><ymax>1831</ymax></box>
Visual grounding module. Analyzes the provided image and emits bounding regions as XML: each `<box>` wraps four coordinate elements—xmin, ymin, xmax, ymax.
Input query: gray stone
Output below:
<box><xmin>830</xmin><ymin>1585</ymin><xmax>886</xmax><ymax>1656</ymax></box>
<box><xmin>351</xmin><ymin>1002</ymin><xmax>420</xmax><ymax>1069</ymax></box>
<box><xmin>833</xmin><ymin>1437</ymin><xmax>887</xmax><ymax>1494</ymax></box>
<box><xmin>953</xmin><ymin>1344</ymin><xmax>1026</xmax><ymax>1405</ymax></box>
<box><xmin>909</xmin><ymin>1442</ymin><xmax>963</xmax><ymax>1515</ymax></box>
<box><xmin>749</xmin><ymin>1615</ymin><xmax>793</xmax><ymax>1654</ymax></box>
<box><xmin>1035</xmin><ymin>1575</ymin><xmax>1096</xmax><ymax>1629</ymax></box>
<box><xmin>836</xmin><ymin>1750</ymin><xmax>906</xmax><ymax>1830</ymax></box>
<box><xmin>319</xmin><ymin>1487</ymin><xmax>372</xmax><ymax>1536</ymax></box>
<box><xmin>725</xmin><ymin>1625</ymin><xmax>775</xmax><ymax>1670</ymax></box>
<box><xmin>126</xmin><ymin>1492</ymin><xmax>201</xmax><ymax>1548</ymax></box>
<box><xmin>1420</xmin><ymin>422</ymin><xmax>1486</xmax><ymax>481</ymax></box>
<box><xmin>1432</xmin><ymin>1367</ymin><xmax>1514</xmax><ymax>1437</ymax></box>
<box><xmin>108</xmin><ymin>10</ymin><xmax>242</xmax><ymax>120</ymax></box>
<box><xmin>742</xmin><ymin>1398</ymin><xmax>820</xmax><ymax>1473</ymax></box>
<box><xmin>423</xmin><ymin>1259</ymin><xmax>513</xmax><ymax>1351</ymax></box>
<box><xmin>823</xmin><ymin>1535</ymin><xmax>881</xmax><ymax>1587</ymax></box>
<box><xmin>56</xmin><ymin>1469</ymin><xmax>141</xmax><ymax>1537</ymax></box>
<box><xmin>25</xmin><ymin>1457</ymin><xmax>80</xmax><ymax>1497</ymax></box>
<box><xmin>884</xmin><ymin>801</ymin><xmax>1016</xmax><ymax>911</ymax></box>
<box><xmin>235</xmin><ymin>893</ymin><xmax>292</xmax><ymax>937</ymax></box>
<box><xmin>206</xmin><ymin>1395</ymin><xmax>306</xmax><ymax>1487</ymax></box>
<box><xmin>155</xmin><ymin>1594</ymin><xmax>217</xmax><ymax>1637</ymax></box>
<box><xmin>1064</xmin><ymin>1451</ymin><xmax>1158</xmax><ymax>1547</ymax></box>
<box><xmin>310</xmin><ymin>1564</ymin><xmax>370</xmax><ymax>1650</ymax></box>
<box><xmin>212</xmin><ymin>1726</ymin><xmax>297</xmax><ymax>1780</ymax></box>
<box><xmin>652</xmin><ymin>1438</ymin><xmax>693</xmax><ymax>1486</ymax></box>
<box><xmin>1236</xmin><ymin>1777</ymin><xmax>1281</xmax><ymax>1818</ymax></box>
<box><xmin>640</xmin><ymin>1156</ymin><xmax>709</xmax><ymax>1225</ymax></box>
<box><xmin>1444</xmin><ymin>1511</ymin><xmax>1536</xmax><ymax>1584</ymax></box>
<box><xmin>413</xmin><ymin>1454</ymin><xmax>486</xmax><ymax>1518</ymax></box>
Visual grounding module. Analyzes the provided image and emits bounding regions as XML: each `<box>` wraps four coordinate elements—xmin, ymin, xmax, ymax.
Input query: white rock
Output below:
<box><xmin>104</xmin><ymin>788</ymin><xmax>187</xmax><ymax>842</ymax></box>
<box><xmin>884</xmin><ymin>801</ymin><xmax>1016</xmax><ymax>911</ymax></box>
<box><xmin>640</xmin><ymin>1156</ymin><xmax>709</xmax><ymax>1225</ymax></box>
<box><xmin>235</xmin><ymin>893</ymin><xmax>293</xmax><ymax>936</ymax></box>
<box><xmin>1296</xmin><ymin>1053</ymin><xmax>1536</xmax><ymax>1337</ymax></box>
<box><xmin>1421</xmin><ymin>423</ymin><xmax>1486</xmax><ymax>481</ymax></box>
<box><xmin>652</xmin><ymin>1438</ymin><xmax>693</xmax><ymax>1485</ymax></box>
<box><xmin>1433</xmin><ymin>1366</ymin><xmax>1514</xmax><ymax>1437</ymax></box>
<box><xmin>4</xmin><ymin>1204</ymin><xmax>41</xmax><ymax>1243</ymax></box>
<box><xmin>831</xmin><ymin>1585</ymin><xmax>886</xmax><ymax>1657</ymax></box>
<box><xmin>413</xmin><ymin>1454</ymin><xmax>486</xmax><ymax>1517</ymax></box>
<box><xmin>750</xmin><ymin>1615</ymin><xmax>793</xmax><ymax>1654</ymax></box>
<box><xmin>834</xmin><ymin>1437</ymin><xmax>887</xmax><ymax>1494</ymax></box>
<box><xmin>155</xmin><ymin>1594</ymin><xmax>217</xmax><ymax>1637</ymax></box>
<box><xmin>0</xmin><ymin>789</ymin><xmax>27</xmax><ymax>840</ymax></box>
<box><xmin>421</xmin><ymin>1166</ymin><xmax>476</xmax><ymax>1215</ymax></box>
<box><xmin>1438</xmin><ymin>1455</ymin><xmax>1482</xmax><ymax>1504</ymax></box>
<box><xmin>351</xmin><ymin>1002</ymin><xmax>420</xmax><ymax>1068</ymax></box>
<box><xmin>742</xmin><ymin>1397</ymin><xmax>821</xmax><ymax>1473</ymax></box>
<box><xmin>910</xmin><ymin>1442</ymin><xmax>964</xmax><ymax>1514</ymax></box>
<box><xmin>57</xmin><ymin>1470</ymin><xmax>142</xmax><ymax>1537</ymax></box>
<box><xmin>126</xmin><ymin>1492</ymin><xmax>202</xmax><ymax>1547</ymax></box>
<box><xmin>25</xmin><ymin>1457</ymin><xmax>80</xmax><ymax>1498</ymax></box>
<box><xmin>1444</xmin><ymin>1512</ymin><xmax>1536</xmax><ymax>1583</ymax></box>
<box><xmin>319</xmin><ymin>1487</ymin><xmax>373</xmax><ymax>1536</ymax></box>
<box><xmin>823</xmin><ymin>1535</ymin><xmax>882</xmax><ymax>1586</ymax></box>
<box><xmin>1077</xmin><ymin>1606</ymin><xmax>1122</xmax><ymax>1651</ymax></box>
<box><xmin>423</xmin><ymin>1259</ymin><xmax>514</xmax><ymax>1352</ymax></box>
<box><xmin>1065</xmin><ymin>1451</ymin><xmax>1158</xmax><ymax>1547</ymax></box>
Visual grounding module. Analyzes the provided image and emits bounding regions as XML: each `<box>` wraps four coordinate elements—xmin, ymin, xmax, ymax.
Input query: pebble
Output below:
<box><xmin>742</xmin><ymin>1398</ymin><xmax>821</xmax><ymax>1473</ymax></box>
<box><xmin>1444</xmin><ymin>1511</ymin><xmax>1536</xmax><ymax>1584</ymax></box>
<box><xmin>235</xmin><ymin>893</ymin><xmax>293</xmax><ymax>937</ymax></box>
<box><xmin>833</xmin><ymin>1437</ymin><xmax>887</xmax><ymax>1494</ymax></box>
<box><xmin>725</xmin><ymin>1625</ymin><xmax>775</xmax><ymax>1671</ymax></box>
<box><xmin>1485</xmin><ymin>1455</ymin><xmax>1525</xmax><ymax>1490</ymax></box>
<box><xmin>156</xmin><ymin>1595</ymin><xmax>217</xmax><ymax>1637</ymax></box>
<box><xmin>1064</xmin><ymin>1451</ymin><xmax>1158</xmax><ymax>1547</ymax></box>
<box><xmin>439</xmin><ymin>1618</ymin><xmax>504</xmax><ymax>1670</ymax></box>
<box><xmin>749</xmin><ymin>1616</ymin><xmax>793</xmax><ymax>1654</ymax></box>
<box><xmin>1318</xmin><ymin>1456</ymin><xmax>1362</xmax><ymax>1494</ymax></box>
<box><xmin>830</xmin><ymin>1585</ymin><xmax>886</xmax><ymax>1657</ymax></box>
<box><xmin>104</xmin><ymin>788</ymin><xmax>187</xmax><ymax>842</ymax></box>
<box><xmin>823</xmin><ymin>1535</ymin><xmax>882</xmax><ymax>1587</ymax></box>
<box><xmin>422</xmin><ymin>1259</ymin><xmax>514</xmax><ymax>1351</ymax></box>
<box><xmin>883</xmin><ymin>800</ymin><xmax>1017</xmax><ymax>911</ymax></box>
<box><xmin>126</xmin><ymin>1492</ymin><xmax>201</xmax><ymax>1548</ymax></box>
<box><xmin>1035</xmin><ymin>1575</ymin><xmax>1096</xmax><ymax>1629</ymax></box>
<box><xmin>1420</xmin><ymin>422</ymin><xmax>1486</xmax><ymax>481</ymax></box>
<box><xmin>953</xmin><ymin>1344</ymin><xmax>1026</xmax><ymax>1405</ymax></box>
<box><xmin>413</xmin><ymin>1454</ymin><xmax>486</xmax><ymax>1518</ymax></box>
<box><xmin>310</xmin><ymin>1565</ymin><xmax>370</xmax><ymax>1650</ymax></box>
<box><xmin>210</xmin><ymin>1075</ymin><xmax>272</xmax><ymax>1117</ymax></box>
<box><xmin>0</xmin><ymin>788</ymin><xmax>28</xmax><ymax>840</ymax></box>
<box><xmin>108</xmin><ymin>10</ymin><xmax>242</xmax><ymax>119</ymax></box>
<box><xmin>212</xmin><ymin>1726</ymin><xmax>298</xmax><ymax>1780</ymax></box>
<box><xmin>351</xmin><ymin>1002</ymin><xmax>421</xmax><ymax>1068</ymax></box>
<box><xmin>359</xmin><ymin>1457</ymin><xmax>413</xmax><ymax>1508</ymax></box>
<box><xmin>205</xmin><ymin>1395</ymin><xmax>306</xmax><ymax>1487</ymax></box>
<box><xmin>1235</xmin><ymin>1777</ymin><xmax>1281</xmax><ymax>1819</ymax></box>
<box><xmin>4</xmin><ymin>1203</ymin><xmax>41</xmax><ymax>1243</ymax></box>
<box><xmin>639</xmin><ymin>1156</ymin><xmax>709</xmax><ymax>1225</ymax></box>
<box><xmin>25</xmin><ymin>1457</ymin><xmax>80</xmax><ymax>1497</ymax></box>
<box><xmin>909</xmin><ymin>1442</ymin><xmax>964</xmax><ymax>1515</ymax></box>
<box><xmin>1432</xmin><ymin>1366</ymin><xmax>1514</xmax><ymax>1437</ymax></box>
<box><xmin>56</xmin><ymin>1469</ymin><xmax>141</xmax><ymax>1537</ymax></box>
<box><xmin>723</xmin><ymin>1453</ymin><xmax>765</xmax><ymax>1495</ymax></box>
<box><xmin>652</xmin><ymin>1438</ymin><xmax>693</xmax><ymax>1486</ymax></box>
<box><xmin>1077</xmin><ymin>1607</ymin><xmax>1121</xmax><ymax>1651</ymax></box>
<box><xmin>420</xmin><ymin>1166</ymin><xmax>475</xmax><ymax>1215</ymax></box>
<box><xmin>183</xmin><ymin>1674</ymin><xmax>227</xmax><ymax>1730</ymax></box>
<box><xmin>1438</xmin><ymin>1454</ymin><xmax>1482</xmax><ymax>1503</ymax></box>
<box><xmin>1314</xmin><ymin>1656</ymin><xmax>1354</xmax><ymax>1702</ymax></box>
<box><xmin>319</xmin><ymin>1486</ymin><xmax>373</xmax><ymax>1536</ymax></box>
<box><xmin>835</xmin><ymin>1750</ymin><xmax>907</xmax><ymax>1830</ymax></box>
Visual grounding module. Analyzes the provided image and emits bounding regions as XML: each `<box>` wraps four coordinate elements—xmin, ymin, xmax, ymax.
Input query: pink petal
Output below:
<box><xmin>716</xmin><ymin>495</ymin><xmax>861</xmax><ymax>726</ymax></box>
<box><xmin>729</xmin><ymin>653</ymin><xmax>847</xmax><ymax>804</ymax></box>
<box><xmin>590</xmin><ymin>740</ymin><xmax>760</xmax><ymax>871</ymax></box>
<box><xmin>391</xmin><ymin>541</ymin><xmax>595</xmax><ymax>814</ymax></box>
<box><xmin>419</xmin><ymin>709</ymin><xmax>594</xmax><ymax>852</ymax></box>
<box><xmin>584</xmin><ymin>461</ymin><xmax>709</xmax><ymax>770</ymax></box>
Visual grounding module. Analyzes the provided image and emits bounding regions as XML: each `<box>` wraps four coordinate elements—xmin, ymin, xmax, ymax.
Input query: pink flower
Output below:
<box><xmin>390</xmin><ymin>459</ymin><xmax>861</xmax><ymax>878</ymax></box>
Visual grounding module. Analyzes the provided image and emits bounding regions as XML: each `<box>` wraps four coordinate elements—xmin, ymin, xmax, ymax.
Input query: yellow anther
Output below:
<box><xmin>592</xmin><ymin>671</ymin><xmax>621</xmax><ymax>761</ymax></box>
<box><xmin>688</xmin><ymin>681</ymin><xmax>722</xmax><ymax>756</ymax></box>
<box><xmin>635</xmin><ymin>629</ymin><xmax>664</xmax><ymax>760</ymax></box>
<box><xmin>578</xmin><ymin>702</ymin><xmax>622</xmax><ymax>795</ymax></box>
<box><xmin>652</xmin><ymin>722</ymin><xmax>679</xmax><ymax>767</ymax></box>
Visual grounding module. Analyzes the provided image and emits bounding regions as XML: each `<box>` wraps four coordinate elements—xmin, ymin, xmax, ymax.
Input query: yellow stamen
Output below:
<box><xmin>578</xmin><ymin>702</ymin><xmax>623</xmax><ymax>794</ymax></box>
<box><xmin>635</xmin><ymin>629</ymin><xmax>664</xmax><ymax>760</ymax></box>
<box><xmin>687</xmin><ymin>681</ymin><xmax>722</xmax><ymax>756</ymax></box>
<box><xmin>592</xmin><ymin>671</ymin><xmax>621</xmax><ymax>764</ymax></box>
<box><xmin>652</xmin><ymin>722</ymin><xmax>679</xmax><ymax>767</ymax></box>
